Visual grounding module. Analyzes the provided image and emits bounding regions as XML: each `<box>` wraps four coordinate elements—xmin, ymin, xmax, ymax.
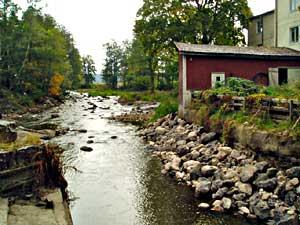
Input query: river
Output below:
<box><xmin>39</xmin><ymin>93</ymin><xmax>255</xmax><ymax>225</ymax></box>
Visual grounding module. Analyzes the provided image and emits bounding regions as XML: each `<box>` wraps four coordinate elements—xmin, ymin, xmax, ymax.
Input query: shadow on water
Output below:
<box><xmin>31</xmin><ymin>94</ymin><xmax>257</xmax><ymax>225</ymax></box>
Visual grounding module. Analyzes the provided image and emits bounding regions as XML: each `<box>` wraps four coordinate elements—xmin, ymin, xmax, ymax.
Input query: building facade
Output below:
<box><xmin>277</xmin><ymin>0</ymin><xmax>300</xmax><ymax>50</ymax></box>
<box><xmin>248</xmin><ymin>0</ymin><xmax>300</xmax><ymax>50</ymax></box>
<box><xmin>248</xmin><ymin>10</ymin><xmax>275</xmax><ymax>47</ymax></box>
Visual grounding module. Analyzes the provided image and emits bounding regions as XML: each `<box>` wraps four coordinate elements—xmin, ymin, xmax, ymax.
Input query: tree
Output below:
<box><xmin>102</xmin><ymin>41</ymin><xmax>123</xmax><ymax>89</ymax></box>
<box><xmin>134</xmin><ymin>0</ymin><xmax>252</xmax><ymax>92</ymax></box>
<box><xmin>82</xmin><ymin>55</ymin><xmax>96</xmax><ymax>88</ymax></box>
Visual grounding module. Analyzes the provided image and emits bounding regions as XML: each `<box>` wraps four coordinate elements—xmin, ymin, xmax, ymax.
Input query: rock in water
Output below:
<box><xmin>194</xmin><ymin>178</ymin><xmax>211</xmax><ymax>196</ymax></box>
<box><xmin>198</xmin><ymin>203</ymin><xmax>210</xmax><ymax>210</ymax></box>
<box><xmin>80</xmin><ymin>146</ymin><xmax>93</xmax><ymax>152</ymax></box>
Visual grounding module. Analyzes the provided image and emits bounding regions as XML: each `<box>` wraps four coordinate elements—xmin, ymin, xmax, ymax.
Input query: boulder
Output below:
<box><xmin>285</xmin><ymin>191</ymin><xmax>297</xmax><ymax>206</ymax></box>
<box><xmin>171</xmin><ymin>157</ymin><xmax>181</xmax><ymax>171</ymax></box>
<box><xmin>255</xmin><ymin>178</ymin><xmax>277</xmax><ymax>191</ymax></box>
<box><xmin>251</xmin><ymin>200</ymin><xmax>270</xmax><ymax>220</ymax></box>
<box><xmin>80</xmin><ymin>146</ymin><xmax>93</xmax><ymax>152</ymax></box>
<box><xmin>198</xmin><ymin>203</ymin><xmax>210</xmax><ymax>210</ymax></box>
<box><xmin>229</xmin><ymin>149</ymin><xmax>241</xmax><ymax>159</ymax></box>
<box><xmin>239</xmin><ymin>206</ymin><xmax>250</xmax><ymax>215</ymax></box>
<box><xmin>194</xmin><ymin>177</ymin><xmax>211</xmax><ymax>196</ymax></box>
<box><xmin>201</xmin><ymin>165</ymin><xmax>218</xmax><ymax>177</ymax></box>
<box><xmin>222</xmin><ymin>197</ymin><xmax>232</xmax><ymax>210</ymax></box>
<box><xmin>155</xmin><ymin>126</ymin><xmax>167</xmax><ymax>135</ymax></box>
<box><xmin>276</xmin><ymin>215</ymin><xmax>299</xmax><ymax>225</ymax></box>
<box><xmin>176</xmin><ymin>140</ymin><xmax>187</xmax><ymax>146</ymax></box>
<box><xmin>190</xmin><ymin>150</ymin><xmax>200</xmax><ymax>160</ymax></box>
<box><xmin>211</xmin><ymin>200</ymin><xmax>224</xmax><ymax>212</ymax></box>
<box><xmin>188</xmin><ymin>131</ymin><xmax>198</xmax><ymax>141</ymax></box>
<box><xmin>0</xmin><ymin>120</ymin><xmax>17</xmax><ymax>143</ymax></box>
<box><xmin>212</xmin><ymin>187</ymin><xmax>228</xmax><ymax>199</ymax></box>
<box><xmin>200</xmin><ymin>132</ymin><xmax>217</xmax><ymax>144</ymax></box>
<box><xmin>216</xmin><ymin>147</ymin><xmax>231</xmax><ymax>161</ymax></box>
<box><xmin>236</xmin><ymin>182</ymin><xmax>252</xmax><ymax>196</ymax></box>
<box><xmin>183</xmin><ymin>160</ymin><xmax>201</xmax><ymax>174</ymax></box>
<box><xmin>286</xmin><ymin>167</ymin><xmax>300</xmax><ymax>178</ymax></box>
<box><xmin>240</xmin><ymin>165</ymin><xmax>257</xmax><ymax>182</ymax></box>
<box><xmin>255</xmin><ymin>161</ymin><xmax>269</xmax><ymax>172</ymax></box>
<box><xmin>285</xmin><ymin>178</ymin><xmax>299</xmax><ymax>191</ymax></box>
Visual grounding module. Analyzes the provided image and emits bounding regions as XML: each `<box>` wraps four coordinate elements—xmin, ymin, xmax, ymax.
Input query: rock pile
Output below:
<box><xmin>139</xmin><ymin>114</ymin><xmax>300</xmax><ymax>225</ymax></box>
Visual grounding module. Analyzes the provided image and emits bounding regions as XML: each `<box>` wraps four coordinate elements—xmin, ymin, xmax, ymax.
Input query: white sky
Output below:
<box><xmin>15</xmin><ymin>0</ymin><xmax>275</xmax><ymax>72</ymax></box>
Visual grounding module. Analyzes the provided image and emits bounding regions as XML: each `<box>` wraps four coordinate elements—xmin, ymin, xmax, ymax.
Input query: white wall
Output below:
<box><xmin>277</xmin><ymin>0</ymin><xmax>300</xmax><ymax>50</ymax></box>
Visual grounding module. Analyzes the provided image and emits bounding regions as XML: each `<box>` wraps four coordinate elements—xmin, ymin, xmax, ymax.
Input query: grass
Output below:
<box><xmin>0</xmin><ymin>133</ymin><xmax>41</xmax><ymax>151</ymax></box>
<box><xmin>81</xmin><ymin>84</ymin><xmax>179</xmax><ymax>122</ymax></box>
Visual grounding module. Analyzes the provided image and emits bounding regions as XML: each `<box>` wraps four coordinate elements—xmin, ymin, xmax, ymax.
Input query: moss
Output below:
<box><xmin>0</xmin><ymin>133</ymin><xmax>41</xmax><ymax>151</ymax></box>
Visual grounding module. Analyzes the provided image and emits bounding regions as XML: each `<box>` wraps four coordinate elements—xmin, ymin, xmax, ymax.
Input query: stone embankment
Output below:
<box><xmin>139</xmin><ymin>113</ymin><xmax>300</xmax><ymax>225</ymax></box>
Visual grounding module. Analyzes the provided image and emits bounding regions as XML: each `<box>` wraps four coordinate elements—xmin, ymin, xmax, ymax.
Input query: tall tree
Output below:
<box><xmin>102</xmin><ymin>41</ymin><xmax>123</xmax><ymax>89</ymax></box>
<box><xmin>134</xmin><ymin>0</ymin><xmax>252</xmax><ymax>92</ymax></box>
<box><xmin>82</xmin><ymin>55</ymin><xmax>96</xmax><ymax>88</ymax></box>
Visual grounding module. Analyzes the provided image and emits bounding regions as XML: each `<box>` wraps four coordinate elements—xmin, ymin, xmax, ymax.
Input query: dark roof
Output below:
<box><xmin>175</xmin><ymin>42</ymin><xmax>300</xmax><ymax>59</ymax></box>
<box><xmin>250</xmin><ymin>10</ymin><xmax>275</xmax><ymax>20</ymax></box>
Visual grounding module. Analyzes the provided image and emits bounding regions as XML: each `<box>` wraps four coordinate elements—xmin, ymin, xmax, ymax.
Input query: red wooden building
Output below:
<box><xmin>175</xmin><ymin>42</ymin><xmax>300</xmax><ymax>115</ymax></box>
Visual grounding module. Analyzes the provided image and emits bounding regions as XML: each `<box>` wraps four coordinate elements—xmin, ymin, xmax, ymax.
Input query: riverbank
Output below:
<box><xmin>80</xmin><ymin>86</ymin><xmax>178</xmax><ymax>122</ymax></box>
<box><xmin>140</xmin><ymin>113</ymin><xmax>300</xmax><ymax>225</ymax></box>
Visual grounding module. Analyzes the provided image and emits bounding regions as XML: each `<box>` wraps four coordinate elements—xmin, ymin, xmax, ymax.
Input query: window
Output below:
<box><xmin>290</xmin><ymin>0</ymin><xmax>300</xmax><ymax>11</ymax></box>
<box><xmin>256</xmin><ymin>20</ymin><xmax>263</xmax><ymax>33</ymax></box>
<box><xmin>291</xmin><ymin>26</ymin><xmax>299</xmax><ymax>43</ymax></box>
<box><xmin>211</xmin><ymin>73</ymin><xmax>225</xmax><ymax>88</ymax></box>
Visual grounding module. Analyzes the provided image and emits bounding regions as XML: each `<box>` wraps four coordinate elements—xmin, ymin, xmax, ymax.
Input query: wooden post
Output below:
<box><xmin>289</xmin><ymin>100</ymin><xmax>293</xmax><ymax>121</ymax></box>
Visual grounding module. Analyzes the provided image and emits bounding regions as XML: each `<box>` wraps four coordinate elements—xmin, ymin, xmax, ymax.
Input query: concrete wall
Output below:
<box><xmin>288</xmin><ymin>68</ymin><xmax>300</xmax><ymax>82</ymax></box>
<box><xmin>248</xmin><ymin>12</ymin><xmax>275</xmax><ymax>47</ymax></box>
<box><xmin>277</xmin><ymin>0</ymin><xmax>300</xmax><ymax>50</ymax></box>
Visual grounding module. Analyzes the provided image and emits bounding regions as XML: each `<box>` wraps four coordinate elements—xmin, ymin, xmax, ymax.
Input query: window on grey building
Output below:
<box><xmin>290</xmin><ymin>0</ymin><xmax>300</xmax><ymax>11</ymax></box>
<box><xmin>291</xmin><ymin>26</ymin><xmax>299</xmax><ymax>43</ymax></box>
<box><xmin>256</xmin><ymin>20</ymin><xmax>263</xmax><ymax>33</ymax></box>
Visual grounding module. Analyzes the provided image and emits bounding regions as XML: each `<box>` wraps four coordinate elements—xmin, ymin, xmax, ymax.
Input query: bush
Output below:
<box><xmin>127</xmin><ymin>76</ymin><xmax>150</xmax><ymax>91</ymax></box>
<box><xmin>206</xmin><ymin>77</ymin><xmax>260</xmax><ymax>97</ymax></box>
<box><xmin>151</xmin><ymin>100</ymin><xmax>178</xmax><ymax>122</ymax></box>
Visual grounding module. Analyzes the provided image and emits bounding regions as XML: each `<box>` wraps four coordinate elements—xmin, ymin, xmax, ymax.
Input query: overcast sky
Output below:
<box><xmin>15</xmin><ymin>0</ymin><xmax>275</xmax><ymax>72</ymax></box>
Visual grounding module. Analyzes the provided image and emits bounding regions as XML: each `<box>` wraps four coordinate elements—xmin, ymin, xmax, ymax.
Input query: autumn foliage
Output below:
<box><xmin>49</xmin><ymin>74</ymin><xmax>65</xmax><ymax>97</ymax></box>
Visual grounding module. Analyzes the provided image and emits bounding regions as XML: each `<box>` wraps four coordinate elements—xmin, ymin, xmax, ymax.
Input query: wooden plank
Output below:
<box><xmin>270</xmin><ymin>106</ymin><xmax>289</xmax><ymax>113</ymax></box>
<box><xmin>270</xmin><ymin>114</ymin><xmax>289</xmax><ymax>120</ymax></box>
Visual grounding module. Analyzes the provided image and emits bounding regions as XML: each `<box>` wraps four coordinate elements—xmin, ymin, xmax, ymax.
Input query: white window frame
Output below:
<box><xmin>290</xmin><ymin>26</ymin><xmax>300</xmax><ymax>43</ymax></box>
<box><xmin>211</xmin><ymin>72</ymin><xmax>225</xmax><ymax>88</ymax></box>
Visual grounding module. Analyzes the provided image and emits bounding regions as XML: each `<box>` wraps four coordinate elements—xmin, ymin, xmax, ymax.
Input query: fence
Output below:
<box><xmin>191</xmin><ymin>92</ymin><xmax>300</xmax><ymax>123</ymax></box>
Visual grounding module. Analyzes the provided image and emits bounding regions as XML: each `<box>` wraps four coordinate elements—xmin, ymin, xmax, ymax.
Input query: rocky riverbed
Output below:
<box><xmin>139</xmin><ymin>113</ymin><xmax>300</xmax><ymax>225</ymax></box>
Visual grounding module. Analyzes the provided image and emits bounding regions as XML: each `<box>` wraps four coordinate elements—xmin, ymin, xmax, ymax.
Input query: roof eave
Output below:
<box><xmin>179</xmin><ymin>51</ymin><xmax>300</xmax><ymax>60</ymax></box>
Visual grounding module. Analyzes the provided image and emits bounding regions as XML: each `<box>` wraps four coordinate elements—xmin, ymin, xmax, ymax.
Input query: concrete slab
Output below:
<box><xmin>0</xmin><ymin>198</ymin><xmax>8</xmax><ymax>225</ymax></box>
<box><xmin>7</xmin><ymin>189</ymin><xmax>72</xmax><ymax>225</ymax></box>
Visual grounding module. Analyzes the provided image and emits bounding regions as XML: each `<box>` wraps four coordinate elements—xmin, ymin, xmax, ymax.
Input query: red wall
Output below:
<box><xmin>186</xmin><ymin>56</ymin><xmax>300</xmax><ymax>90</ymax></box>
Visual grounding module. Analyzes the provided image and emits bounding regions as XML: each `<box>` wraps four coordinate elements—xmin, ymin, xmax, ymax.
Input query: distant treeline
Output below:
<box><xmin>0</xmin><ymin>0</ymin><xmax>96</xmax><ymax>102</ymax></box>
<box><xmin>102</xmin><ymin>0</ymin><xmax>252</xmax><ymax>92</ymax></box>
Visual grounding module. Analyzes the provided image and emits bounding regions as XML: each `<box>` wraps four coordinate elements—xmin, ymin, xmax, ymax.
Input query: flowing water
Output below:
<box><xmin>33</xmin><ymin>93</ymin><xmax>256</xmax><ymax>225</ymax></box>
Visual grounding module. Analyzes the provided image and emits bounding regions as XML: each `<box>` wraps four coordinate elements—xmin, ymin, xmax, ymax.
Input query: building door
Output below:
<box><xmin>278</xmin><ymin>68</ymin><xmax>288</xmax><ymax>85</ymax></box>
<box><xmin>211</xmin><ymin>72</ymin><xmax>225</xmax><ymax>88</ymax></box>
